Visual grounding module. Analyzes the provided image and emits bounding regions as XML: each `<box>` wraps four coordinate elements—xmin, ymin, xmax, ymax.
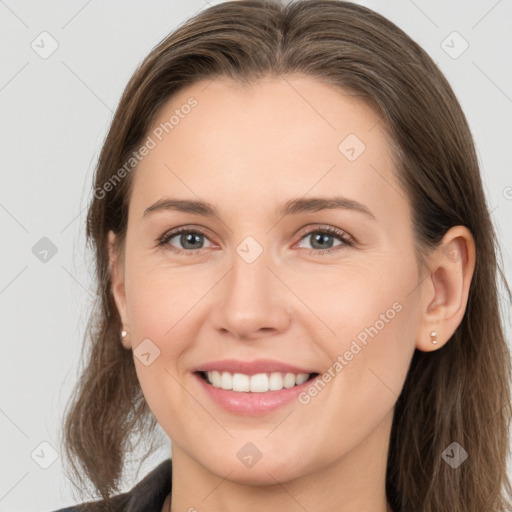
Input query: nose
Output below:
<box><xmin>212</xmin><ymin>244</ymin><xmax>291</xmax><ymax>341</ymax></box>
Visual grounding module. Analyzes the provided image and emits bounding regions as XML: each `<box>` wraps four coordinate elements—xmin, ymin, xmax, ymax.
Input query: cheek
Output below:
<box><xmin>123</xmin><ymin>263</ymin><xmax>200</xmax><ymax>427</ymax></box>
<box><xmin>311</xmin><ymin>261</ymin><xmax>413</xmax><ymax>342</ymax></box>
<box><xmin>316</xmin><ymin>256</ymin><xmax>419</xmax><ymax>400</ymax></box>
<box><xmin>124</xmin><ymin>259</ymin><xmax>208</xmax><ymax>346</ymax></box>
<box><xmin>291</xmin><ymin>271</ymin><xmax>419</xmax><ymax>466</ymax></box>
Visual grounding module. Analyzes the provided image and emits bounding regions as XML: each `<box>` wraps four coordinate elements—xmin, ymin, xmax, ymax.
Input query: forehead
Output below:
<box><xmin>129</xmin><ymin>74</ymin><xmax>406</xmax><ymax>222</ymax></box>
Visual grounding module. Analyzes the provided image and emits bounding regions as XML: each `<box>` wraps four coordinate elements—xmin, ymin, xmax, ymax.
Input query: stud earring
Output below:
<box><xmin>430</xmin><ymin>330</ymin><xmax>438</xmax><ymax>344</ymax></box>
<box><xmin>121</xmin><ymin>329</ymin><xmax>127</xmax><ymax>339</ymax></box>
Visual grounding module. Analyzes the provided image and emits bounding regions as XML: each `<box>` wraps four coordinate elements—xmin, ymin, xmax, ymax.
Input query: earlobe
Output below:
<box><xmin>107</xmin><ymin>230</ymin><xmax>131</xmax><ymax>349</ymax></box>
<box><xmin>415</xmin><ymin>226</ymin><xmax>476</xmax><ymax>352</ymax></box>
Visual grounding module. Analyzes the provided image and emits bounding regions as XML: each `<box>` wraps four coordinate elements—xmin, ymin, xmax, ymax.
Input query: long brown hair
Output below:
<box><xmin>60</xmin><ymin>1</ymin><xmax>512</xmax><ymax>510</ymax></box>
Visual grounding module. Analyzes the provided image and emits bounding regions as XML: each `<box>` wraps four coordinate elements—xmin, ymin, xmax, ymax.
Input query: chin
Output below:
<box><xmin>202</xmin><ymin>452</ymin><xmax>308</xmax><ymax>487</ymax></box>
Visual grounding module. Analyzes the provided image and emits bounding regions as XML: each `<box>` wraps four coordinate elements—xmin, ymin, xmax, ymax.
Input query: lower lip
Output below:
<box><xmin>194</xmin><ymin>372</ymin><xmax>318</xmax><ymax>416</ymax></box>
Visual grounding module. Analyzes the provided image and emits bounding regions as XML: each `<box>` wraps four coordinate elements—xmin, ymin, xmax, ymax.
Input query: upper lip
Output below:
<box><xmin>192</xmin><ymin>358</ymin><xmax>317</xmax><ymax>376</ymax></box>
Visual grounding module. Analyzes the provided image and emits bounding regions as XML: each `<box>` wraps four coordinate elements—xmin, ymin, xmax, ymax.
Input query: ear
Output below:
<box><xmin>108</xmin><ymin>230</ymin><xmax>131</xmax><ymax>349</ymax></box>
<box><xmin>415</xmin><ymin>225</ymin><xmax>476</xmax><ymax>352</ymax></box>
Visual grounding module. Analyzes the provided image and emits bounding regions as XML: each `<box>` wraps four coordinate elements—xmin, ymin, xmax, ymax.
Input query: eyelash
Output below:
<box><xmin>156</xmin><ymin>225</ymin><xmax>354</xmax><ymax>256</ymax></box>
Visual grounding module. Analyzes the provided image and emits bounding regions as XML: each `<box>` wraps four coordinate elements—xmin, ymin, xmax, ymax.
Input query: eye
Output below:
<box><xmin>157</xmin><ymin>225</ymin><xmax>354</xmax><ymax>256</ymax></box>
<box><xmin>295</xmin><ymin>225</ymin><xmax>353</xmax><ymax>254</ymax></box>
<box><xmin>157</xmin><ymin>227</ymin><xmax>213</xmax><ymax>254</ymax></box>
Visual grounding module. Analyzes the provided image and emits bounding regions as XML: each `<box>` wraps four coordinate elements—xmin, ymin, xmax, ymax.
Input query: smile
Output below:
<box><xmin>194</xmin><ymin>370</ymin><xmax>321</xmax><ymax>415</ymax></box>
<box><xmin>198</xmin><ymin>370</ymin><xmax>318</xmax><ymax>392</ymax></box>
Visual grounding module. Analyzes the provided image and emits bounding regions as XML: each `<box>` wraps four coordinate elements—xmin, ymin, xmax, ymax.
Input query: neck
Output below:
<box><xmin>166</xmin><ymin>411</ymin><xmax>394</xmax><ymax>512</ymax></box>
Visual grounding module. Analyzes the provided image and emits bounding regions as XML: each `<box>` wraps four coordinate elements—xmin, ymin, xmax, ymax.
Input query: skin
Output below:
<box><xmin>108</xmin><ymin>74</ymin><xmax>475</xmax><ymax>512</ymax></box>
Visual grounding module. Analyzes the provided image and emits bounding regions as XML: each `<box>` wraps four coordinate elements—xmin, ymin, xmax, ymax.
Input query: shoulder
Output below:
<box><xmin>50</xmin><ymin>458</ymin><xmax>172</xmax><ymax>512</ymax></box>
<box><xmin>49</xmin><ymin>490</ymin><xmax>130</xmax><ymax>512</ymax></box>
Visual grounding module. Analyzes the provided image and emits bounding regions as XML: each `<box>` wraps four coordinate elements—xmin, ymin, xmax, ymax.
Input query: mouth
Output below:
<box><xmin>195</xmin><ymin>370</ymin><xmax>320</xmax><ymax>393</ymax></box>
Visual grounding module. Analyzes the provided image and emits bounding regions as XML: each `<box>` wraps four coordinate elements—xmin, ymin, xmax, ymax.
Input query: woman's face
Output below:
<box><xmin>109</xmin><ymin>75</ymin><xmax>425</xmax><ymax>484</ymax></box>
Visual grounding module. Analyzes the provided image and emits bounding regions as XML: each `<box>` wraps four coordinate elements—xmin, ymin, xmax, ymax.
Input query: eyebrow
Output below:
<box><xmin>143</xmin><ymin>196</ymin><xmax>375</xmax><ymax>220</ymax></box>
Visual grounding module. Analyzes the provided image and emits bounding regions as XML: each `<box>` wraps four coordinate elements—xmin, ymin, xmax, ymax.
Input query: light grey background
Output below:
<box><xmin>1</xmin><ymin>1</ymin><xmax>511</xmax><ymax>511</ymax></box>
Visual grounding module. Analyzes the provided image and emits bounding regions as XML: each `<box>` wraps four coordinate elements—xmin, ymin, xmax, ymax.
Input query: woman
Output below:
<box><xmin>55</xmin><ymin>1</ymin><xmax>512</xmax><ymax>511</ymax></box>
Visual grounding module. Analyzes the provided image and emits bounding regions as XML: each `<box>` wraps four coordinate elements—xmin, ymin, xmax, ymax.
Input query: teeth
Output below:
<box><xmin>232</xmin><ymin>372</ymin><xmax>250</xmax><ymax>392</ymax></box>
<box><xmin>206</xmin><ymin>371</ymin><xmax>311</xmax><ymax>392</ymax></box>
<box><xmin>295</xmin><ymin>373</ymin><xmax>309</xmax><ymax>385</ymax></box>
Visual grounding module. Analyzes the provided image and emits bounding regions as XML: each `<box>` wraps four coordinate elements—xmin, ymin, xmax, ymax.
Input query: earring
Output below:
<box><xmin>430</xmin><ymin>330</ymin><xmax>438</xmax><ymax>344</ymax></box>
<box><xmin>121</xmin><ymin>329</ymin><xmax>127</xmax><ymax>339</ymax></box>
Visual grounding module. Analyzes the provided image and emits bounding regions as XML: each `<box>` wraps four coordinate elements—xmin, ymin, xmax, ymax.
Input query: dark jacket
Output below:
<box><xmin>52</xmin><ymin>458</ymin><xmax>172</xmax><ymax>512</ymax></box>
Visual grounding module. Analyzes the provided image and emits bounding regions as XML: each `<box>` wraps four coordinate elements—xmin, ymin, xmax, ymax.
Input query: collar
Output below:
<box><xmin>122</xmin><ymin>458</ymin><xmax>172</xmax><ymax>512</ymax></box>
